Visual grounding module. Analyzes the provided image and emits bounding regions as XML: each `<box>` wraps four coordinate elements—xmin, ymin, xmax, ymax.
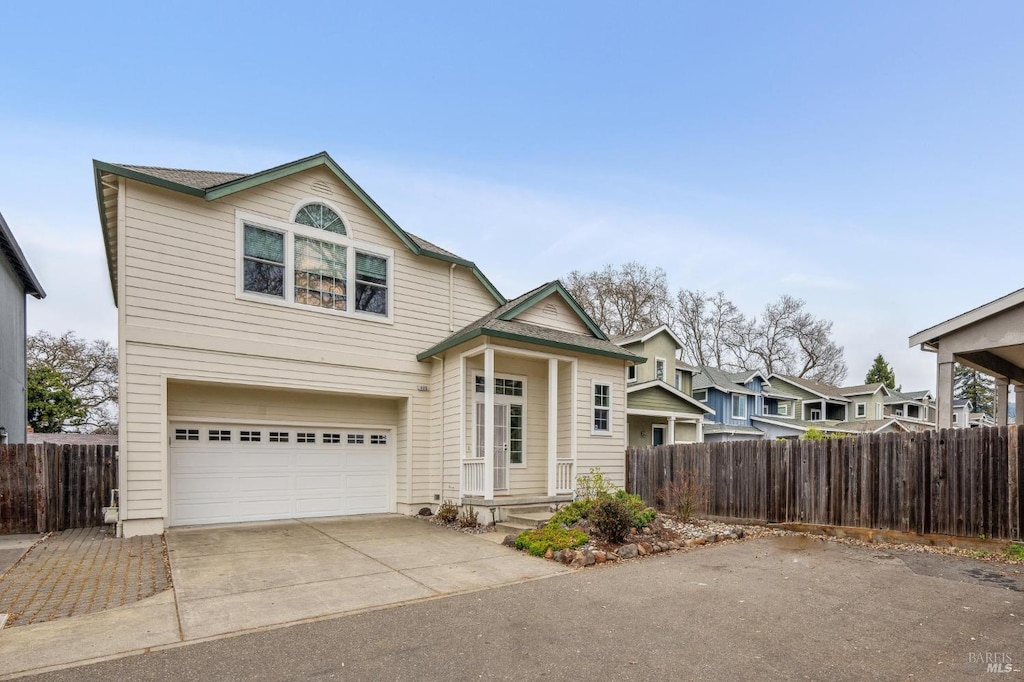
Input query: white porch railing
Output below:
<box><xmin>555</xmin><ymin>459</ymin><xmax>574</xmax><ymax>494</ymax></box>
<box><xmin>462</xmin><ymin>459</ymin><xmax>486</xmax><ymax>496</ymax></box>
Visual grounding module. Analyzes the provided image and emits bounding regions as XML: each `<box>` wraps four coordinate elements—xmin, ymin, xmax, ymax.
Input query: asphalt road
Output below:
<box><xmin>21</xmin><ymin>536</ymin><xmax>1024</xmax><ymax>681</ymax></box>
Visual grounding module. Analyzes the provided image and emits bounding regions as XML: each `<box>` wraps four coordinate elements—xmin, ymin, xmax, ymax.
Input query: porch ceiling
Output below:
<box><xmin>956</xmin><ymin>346</ymin><xmax>1024</xmax><ymax>384</ymax></box>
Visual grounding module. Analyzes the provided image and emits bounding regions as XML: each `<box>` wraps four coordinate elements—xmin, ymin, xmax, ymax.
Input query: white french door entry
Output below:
<box><xmin>475</xmin><ymin>403</ymin><xmax>510</xmax><ymax>491</ymax></box>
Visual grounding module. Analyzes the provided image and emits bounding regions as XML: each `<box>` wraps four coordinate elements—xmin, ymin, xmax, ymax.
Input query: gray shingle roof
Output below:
<box><xmin>839</xmin><ymin>383</ymin><xmax>885</xmax><ymax>397</ymax></box>
<box><xmin>611</xmin><ymin>324</ymin><xmax>667</xmax><ymax>345</ymax></box>
<box><xmin>703</xmin><ymin>424</ymin><xmax>765</xmax><ymax>436</ymax></box>
<box><xmin>418</xmin><ymin>282</ymin><xmax>641</xmax><ymax>361</ymax></box>
<box><xmin>693</xmin><ymin>366</ymin><xmax>756</xmax><ymax>395</ymax></box>
<box><xmin>773</xmin><ymin>374</ymin><xmax>849</xmax><ymax>400</ymax></box>
<box><xmin>118</xmin><ymin>164</ymin><xmax>248</xmax><ymax>190</ymax></box>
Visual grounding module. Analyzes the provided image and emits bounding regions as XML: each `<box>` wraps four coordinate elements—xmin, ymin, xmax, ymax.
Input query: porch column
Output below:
<box><xmin>484</xmin><ymin>348</ymin><xmax>495</xmax><ymax>500</ymax></box>
<box><xmin>547</xmin><ymin>358</ymin><xmax>558</xmax><ymax>496</ymax></box>
<box><xmin>668</xmin><ymin>416</ymin><xmax>676</xmax><ymax>444</ymax></box>
<box><xmin>936</xmin><ymin>358</ymin><xmax>954</xmax><ymax>429</ymax></box>
<box><xmin>696</xmin><ymin>419</ymin><xmax>704</xmax><ymax>443</ymax></box>
<box><xmin>1016</xmin><ymin>385</ymin><xmax>1024</xmax><ymax>426</ymax></box>
<box><xmin>995</xmin><ymin>377</ymin><xmax>1009</xmax><ymax>427</ymax></box>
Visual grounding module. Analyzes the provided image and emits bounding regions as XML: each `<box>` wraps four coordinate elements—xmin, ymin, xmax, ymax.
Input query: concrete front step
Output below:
<box><xmin>494</xmin><ymin>521</ymin><xmax>534</xmax><ymax>536</ymax></box>
<box><xmin>506</xmin><ymin>510</ymin><xmax>556</xmax><ymax>527</ymax></box>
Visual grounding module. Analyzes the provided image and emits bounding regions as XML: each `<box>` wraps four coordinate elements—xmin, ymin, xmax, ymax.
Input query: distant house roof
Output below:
<box><xmin>675</xmin><ymin>360</ymin><xmax>698</xmax><ymax>373</ymax></box>
<box><xmin>417</xmin><ymin>281</ymin><xmax>642</xmax><ymax>362</ymax></box>
<box><xmin>94</xmin><ymin>152</ymin><xmax>503</xmax><ymax>306</ymax></box>
<box><xmin>885</xmin><ymin>389</ymin><xmax>934</xmax><ymax>405</ymax></box>
<box><xmin>26</xmin><ymin>432</ymin><xmax>117</xmax><ymax>446</ymax></box>
<box><xmin>611</xmin><ymin>324</ymin><xmax>686</xmax><ymax>351</ymax></box>
<box><xmin>839</xmin><ymin>383</ymin><xmax>887</xmax><ymax>397</ymax></box>
<box><xmin>626</xmin><ymin>380</ymin><xmax>714</xmax><ymax>415</ymax></box>
<box><xmin>703</xmin><ymin>423</ymin><xmax>765</xmax><ymax>437</ymax></box>
<box><xmin>692</xmin><ymin>366</ymin><xmax>756</xmax><ymax>395</ymax></box>
<box><xmin>0</xmin><ymin>211</ymin><xmax>45</xmax><ymax>299</ymax></box>
<box><xmin>770</xmin><ymin>374</ymin><xmax>850</xmax><ymax>401</ymax></box>
<box><xmin>953</xmin><ymin>399</ymin><xmax>971</xmax><ymax>408</ymax></box>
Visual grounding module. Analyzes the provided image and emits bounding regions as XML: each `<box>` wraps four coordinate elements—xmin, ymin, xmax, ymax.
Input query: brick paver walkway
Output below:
<box><xmin>0</xmin><ymin>527</ymin><xmax>171</xmax><ymax>627</ymax></box>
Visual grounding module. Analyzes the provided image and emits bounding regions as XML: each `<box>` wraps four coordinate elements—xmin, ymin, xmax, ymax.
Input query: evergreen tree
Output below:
<box><xmin>26</xmin><ymin>365</ymin><xmax>87</xmax><ymax>433</ymax></box>
<box><xmin>864</xmin><ymin>353</ymin><xmax>897</xmax><ymax>390</ymax></box>
<box><xmin>953</xmin><ymin>363</ymin><xmax>994</xmax><ymax>416</ymax></box>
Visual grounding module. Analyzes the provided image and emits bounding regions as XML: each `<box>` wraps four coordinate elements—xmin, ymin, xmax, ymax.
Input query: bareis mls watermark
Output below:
<box><xmin>967</xmin><ymin>652</ymin><xmax>1015</xmax><ymax>674</ymax></box>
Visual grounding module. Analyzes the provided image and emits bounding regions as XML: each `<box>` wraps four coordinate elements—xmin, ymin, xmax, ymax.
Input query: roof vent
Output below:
<box><xmin>310</xmin><ymin>180</ymin><xmax>334</xmax><ymax>196</ymax></box>
<box><xmin>543</xmin><ymin>302</ymin><xmax>559</xmax><ymax>317</ymax></box>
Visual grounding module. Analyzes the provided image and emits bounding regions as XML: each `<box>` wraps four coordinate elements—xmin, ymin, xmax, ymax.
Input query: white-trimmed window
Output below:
<box><xmin>876</xmin><ymin>403</ymin><xmax>882</xmax><ymax>419</ymax></box>
<box><xmin>952</xmin><ymin>413</ymin><xmax>959</xmax><ymax>424</ymax></box>
<box><xmin>810</xmin><ymin>408</ymin><xmax>822</xmax><ymax>421</ymax></box>
<box><xmin>238</xmin><ymin>202</ymin><xmax>393</xmax><ymax>320</ymax></box>
<box><xmin>693</xmin><ymin>389</ymin><xmax>707</xmax><ymax>402</ymax></box>
<box><xmin>856</xmin><ymin>403</ymin><xmax>866</xmax><ymax>418</ymax></box>
<box><xmin>592</xmin><ymin>382</ymin><xmax>611</xmax><ymax>434</ymax></box>
<box><xmin>627</xmin><ymin>365</ymin><xmax>637</xmax><ymax>382</ymax></box>
<box><xmin>778</xmin><ymin>403</ymin><xmax>789</xmax><ymax>416</ymax></box>
<box><xmin>655</xmin><ymin>358</ymin><xmax>666</xmax><ymax>382</ymax></box>
<box><xmin>675</xmin><ymin>370</ymin><xmax>683</xmax><ymax>390</ymax></box>
<box><xmin>731</xmin><ymin>394</ymin><xmax>746</xmax><ymax>419</ymax></box>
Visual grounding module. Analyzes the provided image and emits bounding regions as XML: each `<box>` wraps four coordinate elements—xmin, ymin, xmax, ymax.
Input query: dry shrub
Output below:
<box><xmin>656</xmin><ymin>470</ymin><xmax>708</xmax><ymax>522</ymax></box>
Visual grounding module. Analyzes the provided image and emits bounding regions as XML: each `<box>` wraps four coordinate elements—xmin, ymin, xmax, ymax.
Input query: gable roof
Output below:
<box><xmin>0</xmin><ymin>211</ymin><xmax>45</xmax><ymax>299</ymax></box>
<box><xmin>93</xmin><ymin>152</ymin><xmax>504</xmax><ymax>306</ymax></box>
<box><xmin>626</xmin><ymin>380</ymin><xmax>715</xmax><ymax>414</ymax></box>
<box><xmin>910</xmin><ymin>286</ymin><xmax>1024</xmax><ymax>349</ymax></box>
<box><xmin>417</xmin><ymin>281</ymin><xmax>642</xmax><ymax>362</ymax></box>
<box><xmin>769</xmin><ymin>374</ymin><xmax>850</xmax><ymax>401</ymax></box>
<box><xmin>692</xmin><ymin>366</ymin><xmax>756</xmax><ymax>395</ymax></box>
<box><xmin>612</xmin><ymin>324</ymin><xmax>685</xmax><ymax>351</ymax></box>
<box><xmin>839</xmin><ymin>382</ymin><xmax>887</xmax><ymax>397</ymax></box>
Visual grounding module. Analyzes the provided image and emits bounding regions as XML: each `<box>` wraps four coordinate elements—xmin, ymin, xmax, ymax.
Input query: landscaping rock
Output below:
<box><xmin>732</xmin><ymin>527</ymin><xmax>745</xmax><ymax>539</ymax></box>
<box><xmin>417</xmin><ymin>507</ymin><xmax>433</xmax><ymax>516</ymax></box>
<box><xmin>639</xmin><ymin>542</ymin><xmax>654</xmax><ymax>555</ymax></box>
<box><xmin>582</xmin><ymin>550</ymin><xmax>596</xmax><ymax>566</ymax></box>
<box><xmin>502</xmin><ymin>534</ymin><xmax>518</xmax><ymax>547</ymax></box>
<box><xmin>652</xmin><ymin>543</ymin><xmax>663</xmax><ymax>553</ymax></box>
<box><xmin>561</xmin><ymin>550</ymin><xmax>577</xmax><ymax>565</ymax></box>
<box><xmin>544</xmin><ymin>548</ymin><xmax>554</xmax><ymax>560</ymax></box>
<box><xmin>553</xmin><ymin>550</ymin><xmax>564</xmax><ymax>563</ymax></box>
<box><xmin>705</xmin><ymin>533</ymin><xmax>719</xmax><ymax>543</ymax></box>
<box><xmin>594</xmin><ymin>551</ymin><xmax>607</xmax><ymax>564</ymax></box>
<box><xmin>570</xmin><ymin>552</ymin><xmax>587</xmax><ymax>569</ymax></box>
<box><xmin>618</xmin><ymin>544</ymin><xmax>638</xmax><ymax>559</ymax></box>
<box><xmin>693</xmin><ymin>536</ymin><xmax>706</xmax><ymax>546</ymax></box>
<box><xmin>667</xmin><ymin>541</ymin><xmax>679</xmax><ymax>550</ymax></box>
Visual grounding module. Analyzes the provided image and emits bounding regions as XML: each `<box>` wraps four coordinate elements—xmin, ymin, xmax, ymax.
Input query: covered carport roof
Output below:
<box><xmin>909</xmin><ymin>286</ymin><xmax>1024</xmax><ymax>383</ymax></box>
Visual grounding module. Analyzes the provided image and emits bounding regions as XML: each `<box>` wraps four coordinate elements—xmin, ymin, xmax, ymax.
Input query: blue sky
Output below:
<box><xmin>2</xmin><ymin>1</ymin><xmax>1023</xmax><ymax>391</ymax></box>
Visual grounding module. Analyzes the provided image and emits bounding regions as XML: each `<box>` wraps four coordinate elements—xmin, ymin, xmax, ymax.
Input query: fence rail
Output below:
<box><xmin>0</xmin><ymin>443</ymin><xmax>118</xmax><ymax>534</ymax></box>
<box><xmin>627</xmin><ymin>426</ymin><xmax>1023</xmax><ymax>541</ymax></box>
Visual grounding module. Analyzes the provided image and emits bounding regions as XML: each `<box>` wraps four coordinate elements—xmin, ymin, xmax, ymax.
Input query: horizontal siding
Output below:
<box><xmin>513</xmin><ymin>294</ymin><xmax>591</xmax><ymax>335</ymax></box>
<box><xmin>627</xmin><ymin>387</ymin><xmax>705</xmax><ymax>414</ymax></box>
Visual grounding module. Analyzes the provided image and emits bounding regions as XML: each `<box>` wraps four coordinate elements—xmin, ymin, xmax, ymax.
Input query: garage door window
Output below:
<box><xmin>323</xmin><ymin>433</ymin><xmax>341</xmax><ymax>444</ymax></box>
<box><xmin>175</xmin><ymin>428</ymin><xmax>199</xmax><ymax>441</ymax></box>
<box><xmin>297</xmin><ymin>432</ymin><xmax>315</xmax><ymax>443</ymax></box>
<box><xmin>240</xmin><ymin>430</ymin><xmax>262</xmax><ymax>442</ymax></box>
<box><xmin>269</xmin><ymin>431</ymin><xmax>289</xmax><ymax>443</ymax></box>
<box><xmin>209</xmin><ymin>429</ymin><xmax>232</xmax><ymax>442</ymax></box>
<box><xmin>371</xmin><ymin>434</ymin><xmax>387</xmax><ymax>445</ymax></box>
<box><xmin>347</xmin><ymin>434</ymin><xmax>365</xmax><ymax>445</ymax></box>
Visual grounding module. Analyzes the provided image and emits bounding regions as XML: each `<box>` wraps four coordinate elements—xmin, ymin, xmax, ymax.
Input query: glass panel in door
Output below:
<box><xmin>493</xmin><ymin>404</ymin><xmax>509</xmax><ymax>491</ymax></box>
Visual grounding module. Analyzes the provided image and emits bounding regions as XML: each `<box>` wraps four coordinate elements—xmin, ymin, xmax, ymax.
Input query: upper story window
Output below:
<box><xmin>294</xmin><ymin>203</ymin><xmax>346</xmax><ymax>234</ymax></box>
<box><xmin>655</xmin><ymin>358</ymin><xmax>666</xmax><ymax>382</ymax></box>
<box><xmin>627</xmin><ymin>365</ymin><xmax>637</xmax><ymax>382</ymax></box>
<box><xmin>675</xmin><ymin>370</ymin><xmax>683</xmax><ymax>390</ymax></box>
<box><xmin>856</xmin><ymin>403</ymin><xmax>866</xmax><ymax>418</ymax></box>
<box><xmin>731</xmin><ymin>394</ymin><xmax>746</xmax><ymax>419</ymax></box>
<box><xmin>693</xmin><ymin>389</ymin><xmax>707</xmax><ymax>402</ymax></box>
<box><xmin>238</xmin><ymin>202</ymin><xmax>393</xmax><ymax>321</ymax></box>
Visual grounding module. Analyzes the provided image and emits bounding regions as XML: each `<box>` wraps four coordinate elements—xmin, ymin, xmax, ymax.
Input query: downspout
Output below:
<box><xmin>439</xmin><ymin>354</ymin><xmax>445</xmax><ymax>506</ymax></box>
<box><xmin>449</xmin><ymin>264</ymin><xmax>456</xmax><ymax>332</ymax></box>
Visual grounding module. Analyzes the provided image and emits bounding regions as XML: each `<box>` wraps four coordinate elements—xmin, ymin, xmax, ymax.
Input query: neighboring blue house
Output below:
<box><xmin>692</xmin><ymin>367</ymin><xmax>769</xmax><ymax>441</ymax></box>
<box><xmin>0</xmin><ymin>210</ymin><xmax>45</xmax><ymax>444</ymax></box>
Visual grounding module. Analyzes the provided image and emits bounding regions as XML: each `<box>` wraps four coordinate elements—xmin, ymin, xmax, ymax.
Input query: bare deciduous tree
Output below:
<box><xmin>27</xmin><ymin>331</ymin><xmax>118</xmax><ymax>432</ymax></box>
<box><xmin>564</xmin><ymin>262</ymin><xmax>672</xmax><ymax>336</ymax></box>
<box><xmin>675</xmin><ymin>289</ymin><xmax>745</xmax><ymax>369</ymax></box>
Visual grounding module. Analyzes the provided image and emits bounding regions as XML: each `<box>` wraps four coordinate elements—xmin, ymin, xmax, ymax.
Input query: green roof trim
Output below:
<box><xmin>496</xmin><ymin>280</ymin><xmax>608</xmax><ymax>340</ymax></box>
<box><xmin>92</xmin><ymin>153</ymin><xmax>506</xmax><ymax>306</ymax></box>
<box><xmin>416</xmin><ymin>326</ymin><xmax>645</xmax><ymax>362</ymax></box>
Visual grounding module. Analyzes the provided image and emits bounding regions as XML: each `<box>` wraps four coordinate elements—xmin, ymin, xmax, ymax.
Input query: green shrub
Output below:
<box><xmin>612</xmin><ymin>489</ymin><xmax>656</xmax><ymax>529</ymax></box>
<box><xmin>575</xmin><ymin>467</ymin><xmax>616</xmax><ymax>502</ymax></box>
<box><xmin>590</xmin><ymin>497</ymin><xmax>634</xmax><ymax>544</ymax></box>
<box><xmin>458</xmin><ymin>505</ymin><xmax>479</xmax><ymax>528</ymax></box>
<box><xmin>436</xmin><ymin>499</ymin><xmax>459</xmax><ymax>523</ymax></box>
<box><xmin>549</xmin><ymin>499</ymin><xmax>594</xmax><ymax>527</ymax></box>
<box><xmin>515</xmin><ymin>526</ymin><xmax>588</xmax><ymax>557</ymax></box>
<box><xmin>1006</xmin><ymin>544</ymin><xmax>1024</xmax><ymax>561</ymax></box>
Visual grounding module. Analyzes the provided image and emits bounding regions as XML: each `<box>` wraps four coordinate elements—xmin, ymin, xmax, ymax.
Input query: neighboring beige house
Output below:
<box><xmin>910</xmin><ymin>286</ymin><xmax>1024</xmax><ymax>429</ymax></box>
<box><xmin>951</xmin><ymin>399</ymin><xmax>994</xmax><ymax>428</ymax></box>
<box><xmin>613</xmin><ymin>325</ymin><xmax>712</xmax><ymax>445</ymax></box>
<box><xmin>94</xmin><ymin>152</ymin><xmax>642</xmax><ymax>537</ymax></box>
<box><xmin>841</xmin><ymin>384</ymin><xmax>936</xmax><ymax>432</ymax></box>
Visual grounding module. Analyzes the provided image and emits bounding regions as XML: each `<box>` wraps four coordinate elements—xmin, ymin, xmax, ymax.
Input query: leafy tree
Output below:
<box><xmin>953</xmin><ymin>363</ymin><xmax>994</xmax><ymax>416</ymax></box>
<box><xmin>864</xmin><ymin>353</ymin><xmax>897</xmax><ymax>390</ymax></box>
<box><xmin>27</xmin><ymin>331</ymin><xmax>118</xmax><ymax>432</ymax></box>
<box><xmin>27</xmin><ymin>365</ymin><xmax>87</xmax><ymax>433</ymax></box>
<box><xmin>564</xmin><ymin>262</ymin><xmax>672</xmax><ymax>336</ymax></box>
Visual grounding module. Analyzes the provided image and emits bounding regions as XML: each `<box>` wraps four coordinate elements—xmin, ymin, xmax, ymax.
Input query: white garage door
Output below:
<box><xmin>170</xmin><ymin>423</ymin><xmax>393</xmax><ymax>526</ymax></box>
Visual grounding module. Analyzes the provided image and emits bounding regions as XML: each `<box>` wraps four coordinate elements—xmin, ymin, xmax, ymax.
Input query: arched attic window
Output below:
<box><xmin>294</xmin><ymin>202</ymin><xmax>346</xmax><ymax>235</ymax></box>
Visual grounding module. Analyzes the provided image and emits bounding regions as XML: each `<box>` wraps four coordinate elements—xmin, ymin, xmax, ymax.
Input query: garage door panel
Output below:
<box><xmin>170</xmin><ymin>422</ymin><xmax>393</xmax><ymax>526</ymax></box>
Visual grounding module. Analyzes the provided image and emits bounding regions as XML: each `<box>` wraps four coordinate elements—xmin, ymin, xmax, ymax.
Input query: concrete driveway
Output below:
<box><xmin>165</xmin><ymin>515</ymin><xmax>565</xmax><ymax>640</ymax></box>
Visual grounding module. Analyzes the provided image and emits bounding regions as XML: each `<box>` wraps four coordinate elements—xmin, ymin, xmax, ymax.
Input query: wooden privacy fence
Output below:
<box><xmin>627</xmin><ymin>426</ymin><xmax>1023</xmax><ymax>541</ymax></box>
<box><xmin>0</xmin><ymin>443</ymin><xmax>118</xmax><ymax>534</ymax></box>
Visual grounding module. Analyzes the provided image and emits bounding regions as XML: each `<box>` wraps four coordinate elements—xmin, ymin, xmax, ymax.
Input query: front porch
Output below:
<box><xmin>454</xmin><ymin>344</ymin><xmax>581</xmax><ymax>501</ymax></box>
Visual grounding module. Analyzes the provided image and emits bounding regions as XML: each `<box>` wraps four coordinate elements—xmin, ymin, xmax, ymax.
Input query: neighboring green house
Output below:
<box><xmin>613</xmin><ymin>325</ymin><xmax>713</xmax><ymax>445</ymax></box>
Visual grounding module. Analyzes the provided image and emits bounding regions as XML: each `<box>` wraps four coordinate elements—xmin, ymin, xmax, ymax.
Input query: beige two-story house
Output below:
<box><xmin>94</xmin><ymin>152</ymin><xmax>641</xmax><ymax>537</ymax></box>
